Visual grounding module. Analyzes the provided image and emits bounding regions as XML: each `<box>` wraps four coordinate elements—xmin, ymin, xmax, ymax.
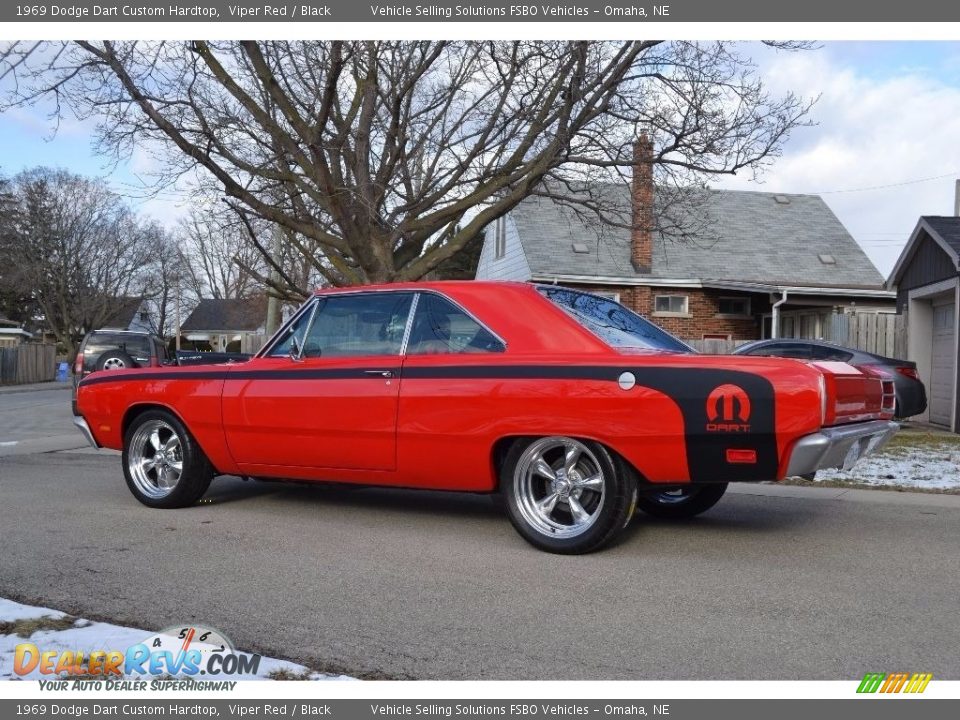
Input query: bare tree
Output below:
<box><xmin>0</xmin><ymin>168</ymin><xmax>154</xmax><ymax>358</ymax></box>
<box><xmin>178</xmin><ymin>207</ymin><xmax>267</xmax><ymax>301</ymax></box>
<box><xmin>139</xmin><ymin>221</ymin><xmax>184</xmax><ymax>337</ymax></box>
<box><xmin>0</xmin><ymin>41</ymin><xmax>813</xmax><ymax>293</ymax></box>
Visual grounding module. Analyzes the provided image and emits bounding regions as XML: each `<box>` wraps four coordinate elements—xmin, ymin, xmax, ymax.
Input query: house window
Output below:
<box><xmin>494</xmin><ymin>217</ymin><xmax>507</xmax><ymax>259</ymax></box>
<box><xmin>654</xmin><ymin>295</ymin><xmax>688</xmax><ymax>315</ymax></box>
<box><xmin>717</xmin><ymin>297</ymin><xmax>750</xmax><ymax>316</ymax></box>
<box><xmin>591</xmin><ymin>290</ymin><xmax>621</xmax><ymax>303</ymax></box>
<box><xmin>702</xmin><ymin>333</ymin><xmax>731</xmax><ymax>341</ymax></box>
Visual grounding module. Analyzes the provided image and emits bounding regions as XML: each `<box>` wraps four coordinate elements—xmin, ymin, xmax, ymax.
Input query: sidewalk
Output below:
<box><xmin>0</xmin><ymin>380</ymin><xmax>71</xmax><ymax>395</ymax></box>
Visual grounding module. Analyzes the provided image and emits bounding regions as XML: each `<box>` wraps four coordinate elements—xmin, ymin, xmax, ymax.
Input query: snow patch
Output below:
<box><xmin>0</xmin><ymin>599</ymin><xmax>353</xmax><ymax>681</ymax></box>
<box><xmin>817</xmin><ymin>441</ymin><xmax>960</xmax><ymax>490</ymax></box>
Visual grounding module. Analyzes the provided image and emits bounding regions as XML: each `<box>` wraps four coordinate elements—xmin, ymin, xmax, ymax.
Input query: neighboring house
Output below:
<box><xmin>887</xmin><ymin>215</ymin><xmax>960</xmax><ymax>430</ymax></box>
<box><xmin>180</xmin><ymin>297</ymin><xmax>267</xmax><ymax>353</ymax></box>
<box><xmin>100</xmin><ymin>297</ymin><xmax>155</xmax><ymax>334</ymax></box>
<box><xmin>476</xmin><ymin>138</ymin><xmax>893</xmax><ymax>343</ymax></box>
<box><xmin>0</xmin><ymin>313</ymin><xmax>32</xmax><ymax>348</ymax></box>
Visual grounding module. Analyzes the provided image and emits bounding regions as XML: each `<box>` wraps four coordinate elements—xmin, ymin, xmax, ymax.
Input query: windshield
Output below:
<box><xmin>538</xmin><ymin>286</ymin><xmax>693</xmax><ymax>353</ymax></box>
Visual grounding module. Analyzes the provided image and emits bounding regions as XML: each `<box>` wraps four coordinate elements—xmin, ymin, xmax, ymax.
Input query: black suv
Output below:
<box><xmin>73</xmin><ymin>329</ymin><xmax>169</xmax><ymax>388</ymax></box>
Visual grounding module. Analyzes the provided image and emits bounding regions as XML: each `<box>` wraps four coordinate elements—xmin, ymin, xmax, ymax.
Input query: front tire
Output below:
<box><xmin>502</xmin><ymin>436</ymin><xmax>637</xmax><ymax>554</ymax></box>
<box><xmin>635</xmin><ymin>483</ymin><xmax>727</xmax><ymax>520</ymax></box>
<box><xmin>122</xmin><ymin>410</ymin><xmax>213</xmax><ymax>508</ymax></box>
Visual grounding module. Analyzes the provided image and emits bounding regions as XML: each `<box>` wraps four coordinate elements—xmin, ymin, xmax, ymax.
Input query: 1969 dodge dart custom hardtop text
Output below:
<box><xmin>74</xmin><ymin>281</ymin><xmax>897</xmax><ymax>553</ymax></box>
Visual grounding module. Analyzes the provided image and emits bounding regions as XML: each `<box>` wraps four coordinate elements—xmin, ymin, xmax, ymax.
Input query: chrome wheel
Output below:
<box><xmin>653</xmin><ymin>488</ymin><xmax>695</xmax><ymax>505</ymax></box>
<box><xmin>102</xmin><ymin>357</ymin><xmax>127</xmax><ymax>370</ymax></box>
<box><xmin>127</xmin><ymin>420</ymin><xmax>184</xmax><ymax>499</ymax></box>
<box><xmin>513</xmin><ymin>437</ymin><xmax>605</xmax><ymax>538</ymax></box>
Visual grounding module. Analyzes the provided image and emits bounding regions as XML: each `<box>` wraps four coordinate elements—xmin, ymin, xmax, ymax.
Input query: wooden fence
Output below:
<box><xmin>824</xmin><ymin>312</ymin><xmax>905</xmax><ymax>359</ymax></box>
<box><xmin>688</xmin><ymin>313</ymin><xmax>906</xmax><ymax>359</ymax></box>
<box><xmin>0</xmin><ymin>344</ymin><xmax>58</xmax><ymax>385</ymax></box>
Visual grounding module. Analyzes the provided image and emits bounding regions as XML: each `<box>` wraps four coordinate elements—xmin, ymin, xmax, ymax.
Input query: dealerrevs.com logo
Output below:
<box><xmin>705</xmin><ymin>384</ymin><xmax>751</xmax><ymax>432</ymax></box>
<box><xmin>14</xmin><ymin>625</ymin><xmax>258</xmax><ymax>691</ymax></box>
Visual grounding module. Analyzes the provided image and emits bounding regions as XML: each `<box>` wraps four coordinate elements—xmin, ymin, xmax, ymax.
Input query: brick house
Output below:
<box><xmin>475</xmin><ymin>139</ymin><xmax>893</xmax><ymax>342</ymax></box>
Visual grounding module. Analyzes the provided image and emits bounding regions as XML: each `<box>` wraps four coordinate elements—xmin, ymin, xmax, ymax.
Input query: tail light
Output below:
<box><xmin>859</xmin><ymin>365</ymin><xmax>896</xmax><ymax>419</ymax></box>
<box><xmin>881</xmin><ymin>377</ymin><xmax>896</xmax><ymax>416</ymax></box>
<box><xmin>895</xmin><ymin>365</ymin><xmax>919</xmax><ymax>381</ymax></box>
<box><xmin>73</xmin><ymin>354</ymin><xmax>84</xmax><ymax>375</ymax></box>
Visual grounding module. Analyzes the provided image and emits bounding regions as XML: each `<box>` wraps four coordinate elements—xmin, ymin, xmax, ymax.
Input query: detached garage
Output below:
<box><xmin>888</xmin><ymin>216</ymin><xmax>960</xmax><ymax>430</ymax></box>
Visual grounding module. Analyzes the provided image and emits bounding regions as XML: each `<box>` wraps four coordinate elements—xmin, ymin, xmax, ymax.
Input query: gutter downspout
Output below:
<box><xmin>771</xmin><ymin>289</ymin><xmax>788</xmax><ymax>339</ymax></box>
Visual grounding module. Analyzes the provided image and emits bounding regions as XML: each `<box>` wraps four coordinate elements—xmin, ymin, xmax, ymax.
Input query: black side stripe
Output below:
<box><xmin>76</xmin><ymin>363</ymin><xmax>779</xmax><ymax>483</ymax></box>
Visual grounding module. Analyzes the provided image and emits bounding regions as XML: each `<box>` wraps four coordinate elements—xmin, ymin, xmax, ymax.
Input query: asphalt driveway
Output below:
<box><xmin>1</xmin><ymin>447</ymin><xmax>958</xmax><ymax>680</ymax></box>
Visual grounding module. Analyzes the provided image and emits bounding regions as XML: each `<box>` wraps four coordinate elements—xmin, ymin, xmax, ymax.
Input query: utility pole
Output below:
<box><xmin>264</xmin><ymin>224</ymin><xmax>283</xmax><ymax>336</ymax></box>
<box><xmin>174</xmin><ymin>270</ymin><xmax>182</xmax><ymax>351</ymax></box>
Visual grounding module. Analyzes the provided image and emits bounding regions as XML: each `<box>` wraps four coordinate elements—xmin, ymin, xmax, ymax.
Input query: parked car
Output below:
<box><xmin>73</xmin><ymin>329</ymin><xmax>169</xmax><ymax>385</ymax></box>
<box><xmin>72</xmin><ymin>329</ymin><xmax>250</xmax><ymax>411</ymax></box>
<box><xmin>73</xmin><ymin>282</ymin><xmax>897</xmax><ymax>554</ymax></box>
<box><xmin>733</xmin><ymin>339</ymin><xmax>927</xmax><ymax>419</ymax></box>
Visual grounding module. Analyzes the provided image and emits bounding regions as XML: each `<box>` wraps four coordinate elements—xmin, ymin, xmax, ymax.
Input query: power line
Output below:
<box><xmin>810</xmin><ymin>171</ymin><xmax>960</xmax><ymax>195</ymax></box>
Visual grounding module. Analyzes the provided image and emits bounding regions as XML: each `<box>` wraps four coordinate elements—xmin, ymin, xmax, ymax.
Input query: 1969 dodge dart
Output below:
<box><xmin>74</xmin><ymin>281</ymin><xmax>898</xmax><ymax>553</ymax></box>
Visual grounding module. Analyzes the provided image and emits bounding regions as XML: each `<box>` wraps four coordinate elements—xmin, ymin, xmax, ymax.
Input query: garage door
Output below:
<box><xmin>929</xmin><ymin>301</ymin><xmax>955</xmax><ymax>426</ymax></box>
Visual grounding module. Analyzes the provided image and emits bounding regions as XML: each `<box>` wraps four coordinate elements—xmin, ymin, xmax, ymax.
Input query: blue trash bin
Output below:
<box><xmin>56</xmin><ymin>361</ymin><xmax>69</xmax><ymax>383</ymax></box>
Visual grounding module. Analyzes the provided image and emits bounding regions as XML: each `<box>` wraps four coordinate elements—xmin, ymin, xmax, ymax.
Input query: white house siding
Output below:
<box><xmin>475</xmin><ymin>215</ymin><xmax>532</xmax><ymax>281</ymax></box>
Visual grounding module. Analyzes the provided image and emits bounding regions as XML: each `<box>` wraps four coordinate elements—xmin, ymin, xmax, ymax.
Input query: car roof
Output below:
<box><xmin>737</xmin><ymin>338</ymin><xmax>897</xmax><ymax>362</ymax></box>
<box><xmin>311</xmin><ymin>280</ymin><xmax>531</xmax><ymax>295</ymax></box>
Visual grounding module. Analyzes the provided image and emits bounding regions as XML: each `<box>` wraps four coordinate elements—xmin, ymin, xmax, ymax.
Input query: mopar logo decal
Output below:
<box><xmin>705</xmin><ymin>384</ymin><xmax>751</xmax><ymax>432</ymax></box>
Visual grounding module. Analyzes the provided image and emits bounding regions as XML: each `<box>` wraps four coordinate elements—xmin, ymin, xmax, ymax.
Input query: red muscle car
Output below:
<box><xmin>73</xmin><ymin>281</ymin><xmax>897</xmax><ymax>553</ymax></box>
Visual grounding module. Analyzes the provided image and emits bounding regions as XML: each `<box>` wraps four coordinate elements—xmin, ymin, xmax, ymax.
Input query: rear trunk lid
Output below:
<box><xmin>813</xmin><ymin>361</ymin><xmax>895</xmax><ymax>425</ymax></box>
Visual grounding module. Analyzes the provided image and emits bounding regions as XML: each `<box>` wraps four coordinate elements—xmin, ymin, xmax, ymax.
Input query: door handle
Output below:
<box><xmin>364</xmin><ymin>369</ymin><xmax>394</xmax><ymax>378</ymax></box>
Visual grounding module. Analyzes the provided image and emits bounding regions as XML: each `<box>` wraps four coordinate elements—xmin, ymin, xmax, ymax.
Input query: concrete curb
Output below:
<box><xmin>729</xmin><ymin>482</ymin><xmax>960</xmax><ymax>508</ymax></box>
<box><xmin>0</xmin><ymin>434</ymin><xmax>88</xmax><ymax>457</ymax></box>
<box><xmin>0</xmin><ymin>381</ymin><xmax>71</xmax><ymax>395</ymax></box>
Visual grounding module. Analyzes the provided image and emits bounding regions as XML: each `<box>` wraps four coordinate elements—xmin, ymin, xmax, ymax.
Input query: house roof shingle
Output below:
<box><xmin>181</xmin><ymin>297</ymin><xmax>267</xmax><ymax>333</ymax></box>
<box><xmin>512</xmin><ymin>186</ymin><xmax>885</xmax><ymax>289</ymax></box>
<box><xmin>919</xmin><ymin>216</ymin><xmax>960</xmax><ymax>256</ymax></box>
<box><xmin>101</xmin><ymin>297</ymin><xmax>145</xmax><ymax>330</ymax></box>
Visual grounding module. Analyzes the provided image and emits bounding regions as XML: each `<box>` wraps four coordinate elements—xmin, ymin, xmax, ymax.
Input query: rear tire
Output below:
<box><xmin>501</xmin><ymin>436</ymin><xmax>637</xmax><ymax>554</ymax></box>
<box><xmin>635</xmin><ymin>483</ymin><xmax>727</xmax><ymax>520</ymax></box>
<box><xmin>122</xmin><ymin>409</ymin><xmax>213</xmax><ymax>509</ymax></box>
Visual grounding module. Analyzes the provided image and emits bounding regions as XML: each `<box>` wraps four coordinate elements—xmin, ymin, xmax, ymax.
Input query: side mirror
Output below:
<box><xmin>289</xmin><ymin>335</ymin><xmax>304</xmax><ymax>362</ymax></box>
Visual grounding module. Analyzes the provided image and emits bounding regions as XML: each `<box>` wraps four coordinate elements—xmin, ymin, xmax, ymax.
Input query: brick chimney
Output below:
<box><xmin>631</xmin><ymin>133</ymin><xmax>654</xmax><ymax>273</ymax></box>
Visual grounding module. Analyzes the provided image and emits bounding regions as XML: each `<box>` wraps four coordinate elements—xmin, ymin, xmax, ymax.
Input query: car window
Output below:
<box><xmin>811</xmin><ymin>345</ymin><xmax>854</xmax><ymax>362</ymax></box>
<box><xmin>407</xmin><ymin>293</ymin><xmax>505</xmax><ymax>355</ymax></box>
<box><xmin>84</xmin><ymin>333</ymin><xmax>149</xmax><ymax>359</ymax></box>
<box><xmin>538</xmin><ymin>286</ymin><xmax>691</xmax><ymax>352</ymax></box>
<box><xmin>268</xmin><ymin>301</ymin><xmax>319</xmax><ymax>357</ymax></box>
<box><xmin>745</xmin><ymin>343</ymin><xmax>812</xmax><ymax>359</ymax></box>
<box><xmin>121</xmin><ymin>336</ymin><xmax>150</xmax><ymax>356</ymax></box>
<box><xmin>300</xmin><ymin>293</ymin><xmax>414</xmax><ymax>358</ymax></box>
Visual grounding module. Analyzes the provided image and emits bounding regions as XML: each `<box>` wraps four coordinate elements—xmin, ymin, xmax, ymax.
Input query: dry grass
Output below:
<box><xmin>0</xmin><ymin>615</ymin><xmax>77</xmax><ymax>638</ymax></box>
<box><xmin>267</xmin><ymin>668</ymin><xmax>315</xmax><ymax>681</ymax></box>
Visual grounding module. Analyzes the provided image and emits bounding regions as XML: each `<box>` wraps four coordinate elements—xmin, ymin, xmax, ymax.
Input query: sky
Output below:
<box><xmin>2</xmin><ymin>41</ymin><xmax>960</xmax><ymax>278</ymax></box>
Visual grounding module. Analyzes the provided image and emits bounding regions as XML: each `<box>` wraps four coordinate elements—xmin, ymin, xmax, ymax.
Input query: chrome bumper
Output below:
<box><xmin>72</xmin><ymin>415</ymin><xmax>100</xmax><ymax>449</ymax></box>
<box><xmin>785</xmin><ymin>420</ymin><xmax>898</xmax><ymax>477</ymax></box>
